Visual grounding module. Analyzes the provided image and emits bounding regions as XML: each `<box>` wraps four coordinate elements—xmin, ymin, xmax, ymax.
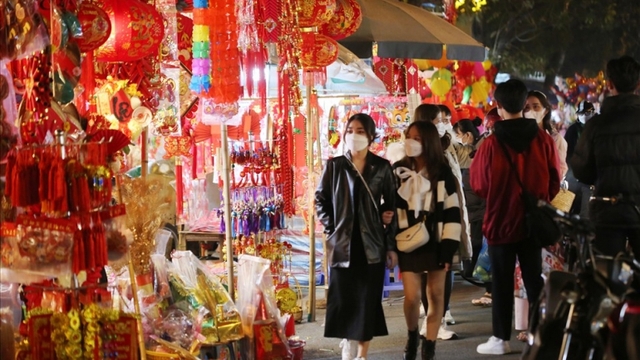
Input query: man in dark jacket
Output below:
<box><xmin>471</xmin><ymin>79</ymin><xmax>561</xmax><ymax>355</ymax></box>
<box><xmin>565</xmin><ymin>100</ymin><xmax>596</xmax><ymax>218</ymax></box>
<box><xmin>571</xmin><ymin>55</ymin><xmax>640</xmax><ymax>261</ymax></box>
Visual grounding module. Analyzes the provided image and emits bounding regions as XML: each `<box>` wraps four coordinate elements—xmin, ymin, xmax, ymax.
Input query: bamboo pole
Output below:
<box><xmin>306</xmin><ymin>74</ymin><xmax>316</xmax><ymax>322</ymax></box>
<box><xmin>127</xmin><ymin>252</ymin><xmax>147</xmax><ymax>360</ymax></box>
<box><xmin>141</xmin><ymin>129</ymin><xmax>148</xmax><ymax>178</ymax></box>
<box><xmin>220</xmin><ymin>123</ymin><xmax>235</xmax><ymax>299</ymax></box>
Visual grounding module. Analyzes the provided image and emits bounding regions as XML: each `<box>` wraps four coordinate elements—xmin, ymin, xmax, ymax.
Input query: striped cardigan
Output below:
<box><xmin>394</xmin><ymin>163</ymin><xmax>462</xmax><ymax>265</ymax></box>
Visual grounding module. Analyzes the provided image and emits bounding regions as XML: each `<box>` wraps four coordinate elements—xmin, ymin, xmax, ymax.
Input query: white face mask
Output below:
<box><xmin>436</xmin><ymin>122</ymin><xmax>447</xmax><ymax>137</ymax></box>
<box><xmin>525</xmin><ymin>110</ymin><xmax>545</xmax><ymax>123</ymax></box>
<box><xmin>404</xmin><ymin>139</ymin><xmax>422</xmax><ymax>157</ymax></box>
<box><xmin>578</xmin><ymin>113</ymin><xmax>594</xmax><ymax>124</ymax></box>
<box><xmin>345</xmin><ymin>133</ymin><xmax>369</xmax><ymax>152</ymax></box>
<box><xmin>447</xmin><ymin>128</ymin><xmax>460</xmax><ymax>144</ymax></box>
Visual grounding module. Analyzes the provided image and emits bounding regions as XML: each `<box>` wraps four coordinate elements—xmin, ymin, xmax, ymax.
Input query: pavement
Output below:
<box><xmin>295</xmin><ymin>275</ymin><xmax>525</xmax><ymax>360</ymax></box>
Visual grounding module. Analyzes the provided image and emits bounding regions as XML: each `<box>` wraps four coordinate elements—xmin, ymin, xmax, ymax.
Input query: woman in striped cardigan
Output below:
<box><xmin>395</xmin><ymin>121</ymin><xmax>462</xmax><ymax>360</ymax></box>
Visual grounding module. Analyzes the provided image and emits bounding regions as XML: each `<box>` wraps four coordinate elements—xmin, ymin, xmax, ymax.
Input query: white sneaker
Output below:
<box><xmin>476</xmin><ymin>336</ymin><xmax>511</xmax><ymax>355</ymax></box>
<box><xmin>437</xmin><ymin>318</ymin><xmax>458</xmax><ymax>340</ymax></box>
<box><xmin>444</xmin><ymin>310</ymin><xmax>455</xmax><ymax>325</ymax></box>
<box><xmin>339</xmin><ymin>339</ymin><xmax>352</xmax><ymax>360</ymax></box>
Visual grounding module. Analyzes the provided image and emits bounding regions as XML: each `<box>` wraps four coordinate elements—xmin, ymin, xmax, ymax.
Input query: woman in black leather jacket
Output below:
<box><xmin>315</xmin><ymin>113</ymin><xmax>397</xmax><ymax>360</ymax></box>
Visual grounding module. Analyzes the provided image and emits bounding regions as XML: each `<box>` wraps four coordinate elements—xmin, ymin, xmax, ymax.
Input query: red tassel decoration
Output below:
<box><xmin>72</xmin><ymin>230</ymin><xmax>83</xmax><ymax>274</ymax></box>
<box><xmin>4</xmin><ymin>149</ymin><xmax>16</xmax><ymax>197</ymax></box>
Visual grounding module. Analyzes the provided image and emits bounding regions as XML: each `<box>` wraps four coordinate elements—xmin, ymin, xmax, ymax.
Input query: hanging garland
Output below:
<box><xmin>237</xmin><ymin>0</ymin><xmax>268</xmax><ymax>105</ymax></box>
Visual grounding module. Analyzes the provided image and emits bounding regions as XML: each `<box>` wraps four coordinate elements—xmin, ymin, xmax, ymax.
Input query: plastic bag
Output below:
<box><xmin>472</xmin><ymin>237</ymin><xmax>491</xmax><ymax>282</ymax></box>
<box><xmin>169</xmin><ymin>251</ymin><xmax>243</xmax><ymax>345</ymax></box>
<box><xmin>236</xmin><ymin>254</ymin><xmax>291</xmax><ymax>360</ymax></box>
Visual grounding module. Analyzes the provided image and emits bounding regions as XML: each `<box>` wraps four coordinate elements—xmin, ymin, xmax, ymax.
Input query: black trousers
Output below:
<box><xmin>594</xmin><ymin>226</ymin><xmax>640</xmax><ymax>261</ymax></box>
<box><xmin>488</xmin><ymin>240</ymin><xmax>543</xmax><ymax>340</ymax></box>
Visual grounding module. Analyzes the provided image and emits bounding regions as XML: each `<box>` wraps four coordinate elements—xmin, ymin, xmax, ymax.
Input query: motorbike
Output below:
<box><xmin>521</xmin><ymin>197</ymin><xmax>640</xmax><ymax>360</ymax></box>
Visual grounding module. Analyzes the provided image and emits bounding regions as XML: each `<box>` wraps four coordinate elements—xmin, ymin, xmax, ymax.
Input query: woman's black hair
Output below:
<box><xmin>345</xmin><ymin>113</ymin><xmax>378</xmax><ymax>145</ymax></box>
<box><xmin>437</xmin><ymin>104</ymin><xmax>452</xmax><ymax>117</ymax></box>
<box><xmin>397</xmin><ymin>121</ymin><xmax>447</xmax><ymax>185</ymax></box>
<box><xmin>413</xmin><ymin>104</ymin><xmax>451</xmax><ymax>150</ymax></box>
<box><xmin>527</xmin><ymin>90</ymin><xmax>553</xmax><ymax>133</ymax></box>
<box><xmin>413</xmin><ymin>104</ymin><xmax>441</xmax><ymax>123</ymax></box>
<box><xmin>453</xmin><ymin>117</ymin><xmax>482</xmax><ymax>144</ymax></box>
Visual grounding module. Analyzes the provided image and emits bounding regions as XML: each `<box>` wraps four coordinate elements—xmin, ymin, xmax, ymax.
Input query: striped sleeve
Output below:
<box><xmin>439</xmin><ymin>170</ymin><xmax>462</xmax><ymax>265</ymax></box>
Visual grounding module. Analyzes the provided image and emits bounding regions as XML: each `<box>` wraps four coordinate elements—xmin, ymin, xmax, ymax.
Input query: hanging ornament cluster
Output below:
<box><xmin>190</xmin><ymin>0</ymin><xmax>241</xmax><ymax>121</ymax></box>
<box><xmin>2</xmin><ymin>142</ymin><xmax>120</xmax><ymax>277</ymax></box>
<box><xmin>276</xmin><ymin>0</ymin><xmax>303</xmax><ymax>113</ymax></box>
<box><xmin>10</xmin><ymin>52</ymin><xmax>82</xmax><ymax>145</ymax></box>
<box><xmin>296</xmin><ymin>0</ymin><xmax>338</xmax><ymax>85</ymax></box>
<box><xmin>237</xmin><ymin>0</ymin><xmax>268</xmax><ymax>103</ymax></box>
<box><xmin>94</xmin><ymin>0</ymin><xmax>165</xmax><ymax>62</ymax></box>
<box><xmin>190</xmin><ymin>2</ymin><xmax>212</xmax><ymax>93</ymax></box>
<box><xmin>319</xmin><ymin>0</ymin><xmax>362</xmax><ymax>41</ymax></box>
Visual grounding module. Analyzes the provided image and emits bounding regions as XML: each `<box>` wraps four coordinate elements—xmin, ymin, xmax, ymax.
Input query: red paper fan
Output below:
<box><xmin>88</xmin><ymin>129</ymin><xmax>130</xmax><ymax>155</ymax></box>
<box><xmin>193</xmin><ymin>122</ymin><xmax>212</xmax><ymax>144</ymax></box>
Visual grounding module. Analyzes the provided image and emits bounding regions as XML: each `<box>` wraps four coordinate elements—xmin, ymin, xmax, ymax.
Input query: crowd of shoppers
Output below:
<box><xmin>315</xmin><ymin>55</ymin><xmax>640</xmax><ymax>359</ymax></box>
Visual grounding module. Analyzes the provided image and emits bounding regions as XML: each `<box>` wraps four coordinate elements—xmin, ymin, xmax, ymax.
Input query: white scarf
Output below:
<box><xmin>395</xmin><ymin>166</ymin><xmax>432</xmax><ymax>217</ymax></box>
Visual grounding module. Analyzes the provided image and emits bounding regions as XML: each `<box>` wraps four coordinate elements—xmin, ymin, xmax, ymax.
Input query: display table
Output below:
<box><xmin>178</xmin><ymin>230</ymin><xmax>226</xmax><ymax>260</ymax></box>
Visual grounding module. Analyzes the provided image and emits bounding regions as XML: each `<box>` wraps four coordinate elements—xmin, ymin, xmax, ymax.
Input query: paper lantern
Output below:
<box><xmin>95</xmin><ymin>0</ymin><xmax>164</xmax><ymax>62</ymax></box>
<box><xmin>74</xmin><ymin>3</ymin><xmax>112</xmax><ymax>52</ymax></box>
<box><xmin>298</xmin><ymin>0</ymin><xmax>337</xmax><ymax>28</ymax></box>
<box><xmin>300</xmin><ymin>33</ymin><xmax>339</xmax><ymax>70</ymax></box>
<box><xmin>430</xmin><ymin>78</ymin><xmax>451</xmax><ymax>97</ymax></box>
<box><xmin>319</xmin><ymin>0</ymin><xmax>362</xmax><ymax>41</ymax></box>
<box><xmin>471</xmin><ymin>80</ymin><xmax>489</xmax><ymax>104</ymax></box>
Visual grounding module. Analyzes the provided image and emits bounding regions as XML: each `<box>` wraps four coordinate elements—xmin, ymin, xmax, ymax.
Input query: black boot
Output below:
<box><xmin>421</xmin><ymin>338</ymin><xmax>436</xmax><ymax>360</ymax></box>
<box><xmin>403</xmin><ymin>329</ymin><xmax>420</xmax><ymax>360</ymax></box>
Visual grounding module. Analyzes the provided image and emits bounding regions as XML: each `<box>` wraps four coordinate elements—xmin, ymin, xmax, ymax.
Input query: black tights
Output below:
<box><xmin>421</xmin><ymin>270</ymin><xmax>453</xmax><ymax>317</ymax></box>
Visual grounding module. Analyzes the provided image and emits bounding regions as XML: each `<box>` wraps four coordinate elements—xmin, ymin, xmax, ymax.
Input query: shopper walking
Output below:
<box><xmin>315</xmin><ymin>113</ymin><xmax>397</xmax><ymax>360</ymax></box>
<box><xmin>395</xmin><ymin>120</ymin><xmax>462</xmax><ymax>360</ymax></box>
<box><xmin>471</xmin><ymin>79</ymin><xmax>561</xmax><ymax>355</ymax></box>
<box><xmin>565</xmin><ymin>100</ymin><xmax>596</xmax><ymax>218</ymax></box>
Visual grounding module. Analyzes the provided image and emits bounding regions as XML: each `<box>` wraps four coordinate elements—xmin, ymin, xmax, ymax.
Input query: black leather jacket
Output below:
<box><xmin>315</xmin><ymin>151</ymin><xmax>397</xmax><ymax>267</ymax></box>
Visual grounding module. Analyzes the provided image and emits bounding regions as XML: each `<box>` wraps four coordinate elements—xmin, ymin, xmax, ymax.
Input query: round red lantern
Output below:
<box><xmin>300</xmin><ymin>33</ymin><xmax>339</xmax><ymax>70</ymax></box>
<box><xmin>298</xmin><ymin>0</ymin><xmax>337</xmax><ymax>28</ymax></box>
<box><xmin>74</xmin><ymin>3</ymin><xmax>112</xmax><ymax>53</ymax></box>
<box><xmin>319</xmin><ymin>0</ymin><xmax>362</xmax><ymax>41</ymax></box>
<box><xmin>94</xmin><ymin>0</ymin><xmax>164</xmax><ymax>62</ymax></box>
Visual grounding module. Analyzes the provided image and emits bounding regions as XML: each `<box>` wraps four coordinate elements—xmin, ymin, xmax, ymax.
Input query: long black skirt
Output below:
<box><xmin>324</xmin><ymin>231</ymin><xmax>388</xmax><ymax>341</ymax></box>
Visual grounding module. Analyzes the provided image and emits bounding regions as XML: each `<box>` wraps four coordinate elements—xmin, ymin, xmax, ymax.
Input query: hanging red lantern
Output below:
<box><xmin>298</xmin><ymin>0</ymin><xmax>337</xmax><ymax>28</ymax></box>
<box><xmin>74</xmin><ymin>3</ymin><xmax>112</xmax><ymax>53</ymax></box>
<box><xmin>319</xmin><ymin>0</ymin><xmax>362</xmax><ymax>41</ymax></box>
<box><xmin>94</xmin><ymin>0</ymin><xmax>164</xmax><ymax>62</ymax></box>
<box><xmin>300</xmin><ymin>33</ymin><xmax>339</xmax><ymax>70</ymax></box>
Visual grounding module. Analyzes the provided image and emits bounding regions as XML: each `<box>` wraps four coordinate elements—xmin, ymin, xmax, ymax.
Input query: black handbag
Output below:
<box><xmin>498</xmin><ymin>141</ymin><xmax>562</xmax><ymax>247</ymax></box>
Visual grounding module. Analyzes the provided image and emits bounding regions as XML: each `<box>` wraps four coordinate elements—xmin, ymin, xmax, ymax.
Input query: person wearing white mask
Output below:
<box><xmin>394</xmin><ymin>120</ymin><xmax>462</xmax><ymax>360</ymax></box>
<box><xmin>565</xmin><ymin>100</ymin><xmax>596</xmax><ymax>219</ymax></box>
<box><xmin>524</xmin><ymin>90</ymin><xmax>568</xmax><ymax>178</ymax></box>
<box><xmin>412</xmin><ymin>104</ymin><xmax>473</xmax><ymax>341</ymax></box>
<box><xmin>316</xmin><ymin>113</ymin><xmax>397</xmax><ymax>360</ymax></box>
